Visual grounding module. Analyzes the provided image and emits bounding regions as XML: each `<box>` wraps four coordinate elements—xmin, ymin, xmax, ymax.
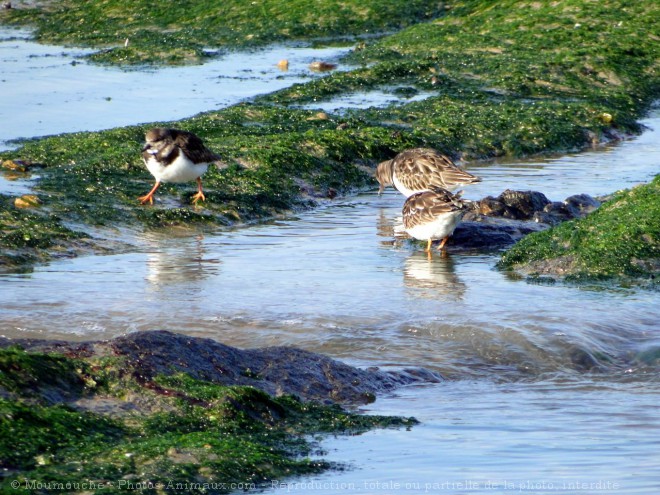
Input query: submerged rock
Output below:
<box><xmin>1</xmin><ymin>330</ymin><xmax>442</xmax><ymax>404</ymax></box>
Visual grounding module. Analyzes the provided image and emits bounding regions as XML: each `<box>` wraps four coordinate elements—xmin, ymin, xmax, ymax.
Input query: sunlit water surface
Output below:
<box><xmin>0</xmin><ymin>27</ymin><xmax>351</xmax><ymax>149</ymax></box>
<box><xmin>1</xmin><ymin>27</ymin><xmax>659</xmax><ymax>494</ymax></box>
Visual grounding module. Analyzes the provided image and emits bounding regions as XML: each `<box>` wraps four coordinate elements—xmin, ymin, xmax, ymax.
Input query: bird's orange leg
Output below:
<box><xmin>138</xmin><ymin>181</ymin><xmax>160</xmax><ymax>205</ymax></box>
<box><xmin>437</xmin><ymin>236</ymin><xmax>449</xmax><ymax>251</ymax></box>
<box><xmin>424</xmin><ymin>239</ymin><xmax>436</xmax><ymax>259</ymax></box>
<box><xmin>191</xmin><ymin>177</ymin><xmax>206</xmax><ymax>204</ymax></box>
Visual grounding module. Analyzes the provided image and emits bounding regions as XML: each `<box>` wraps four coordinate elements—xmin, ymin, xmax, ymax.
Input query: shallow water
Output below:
<box><xmin>1</xmin><ymin>28</ymin><xmax>659</xmax><ymax>494</ymax></box>
<box><xmin>288</xmin><ymin>380</ymin><xmax>660</xmax><ymax>495</ymax></box>
<box><xmin>0</xmin><ymin>27</ymin><xmax>350</xmax><ymax>149</ymax></box>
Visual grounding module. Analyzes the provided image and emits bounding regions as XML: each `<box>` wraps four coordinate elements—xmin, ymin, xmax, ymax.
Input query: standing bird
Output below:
<box><xmin>376</xmin><ymin>148</ymin><xmax>481</xmax><ymax>197</ymax></box>
<box><xmin>402</xmin><ymin>186</ymin><xmax>471</xmax><ymax>253</ymax></box>
<box><xmin>138</xmin><ymin>127</ymin><xmax>222</xmax><ymax>205</ymax></box>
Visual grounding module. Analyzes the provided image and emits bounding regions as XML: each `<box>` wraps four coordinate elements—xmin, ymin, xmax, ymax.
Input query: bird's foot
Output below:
<box><xmin>138</xmin><ymin>194</ymin><xmax>154</xmax><ymax>205</ymax></box>
<box><xmin>191</xmin><ymin>191</ymin><xmax>206</xmax><ymax>204</ymax></box>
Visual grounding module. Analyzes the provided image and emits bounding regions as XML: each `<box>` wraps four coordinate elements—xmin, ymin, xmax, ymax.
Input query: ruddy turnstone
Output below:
<box><xmin>376</xmin><ymin>147</ymin><xmax>481</xmax><ymax>197</ymax></box>
<box><xmin>402</xmin><ymin>186</ymin><xmax>470</xmax><ymax>253</ymax></box>
<box><xmin>138</xmin><ymin>127</ymin><xmax>222</xmax><ymax>205</ymax></box>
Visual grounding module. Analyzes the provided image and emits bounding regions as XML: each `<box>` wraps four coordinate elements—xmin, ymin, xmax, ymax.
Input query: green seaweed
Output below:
<box><xmin>1</xmin><ymin>0</ymin><xmax>444</xmax><ymax>66</ymax></box>
<box><xmin>0</xmin><ymin>195</ymin><xmax>88</xmax><ymax>270</ymax></box>
<box><xmin>498</xmin><ymin>175</ymin><xmax>660</xmax><ymax>283</ymax></box>
<box><xmin>0</xmin><ymin>349</ymin><xmax>415</xmax><ymax>494</ymax></box>
<box><xmin>0</xmin><ymin>346</ymin><xmax>97</xmax><ymax>397</ymax></box>
<box><xmin>1</xmin><ymin>0</ymin><xmax>659</xmax><ymax>280</ymax></box>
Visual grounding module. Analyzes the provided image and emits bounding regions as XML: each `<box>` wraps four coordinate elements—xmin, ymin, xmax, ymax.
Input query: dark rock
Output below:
<box><xmin>478</xmin><ymin>196</ymin><xmax>511</xmax><ymax>217</ymax></box>
<box><xmin>498</xmin><ymin>189</ymin><xmax>551</xmax><ymax>219</ymax></box>
<box><xmin>449</xmin><ymin>217</ymin><xmax>548</xmax><ymax>251</ymax></box>
<box><xmin>476</xmin><ymin>190</ymin><xmax>550</xmax><ymax>221</ymax></box>
<box><xmin>534</xmin><ymin>201</ymin><xmax>574</xmax><ymax>225</ymax></box>
<box><xmin>533</xmin><ymin>194</ymin><xmax>601</xmax><ymax>225</ymax></box>
<box><xmin>473</xmin><ymin>189</ymin><xmax>600</xmax><ymax>227</ymax></box>
<box><xmin>0</xmin><ymin>330</ymin><xmax>442</xmax><ymax>405</ymax></box>
<box><xmin>564</xmin><ymin>193</ymin><xmax>601</xmax><ymax>216</ymax></box>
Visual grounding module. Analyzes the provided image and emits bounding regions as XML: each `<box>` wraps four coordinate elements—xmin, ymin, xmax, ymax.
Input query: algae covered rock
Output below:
<box><xmin>0</xmin><ymin>331</ymin><xmax>431</xmax><ymax>493</ymax></box>
<box><xmin>498</xmin><ymin>175</ymin><xmax>660</xmax><ymax>284</ymax></box>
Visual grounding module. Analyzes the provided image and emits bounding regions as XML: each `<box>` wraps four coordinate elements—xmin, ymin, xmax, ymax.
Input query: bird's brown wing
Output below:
<box><xmin>402</xmin><ymin>189</ymin><xmax>464</xmax><ymax>229</ymax></box>
<box><xmin>173</xmin><ymin>130</ymin><xmax>222</xmax><ymax>164</ymax></box>
<box><xmin>394</xmin><ymin>148</ymin><xmax>481</xmax><ymax>190</ymax></box>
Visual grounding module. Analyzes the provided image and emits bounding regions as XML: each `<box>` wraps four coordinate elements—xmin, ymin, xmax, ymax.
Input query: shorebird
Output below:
<box><xmin>138</xmin><ymin>127</ymin><xmax>223</xmax><ymax>205</ymax></box>
<box><xmin>402</xmin><ymin>186</ymin><xmax>470</xmax><ymax>253</ymax></box>
<box><xmin>376</xmin><ymin>147</ymin><xmax>481</xmax><ymax>197</ymax></box>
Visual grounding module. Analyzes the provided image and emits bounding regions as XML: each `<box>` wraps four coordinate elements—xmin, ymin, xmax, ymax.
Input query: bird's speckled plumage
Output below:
<box><xmin>377</xmin><ymin>148</ymin><xmax>481</xmax><ymax>197</ymax></box>
<box><xmin>402</xmin><ymin>187</ymin><xmax>470</xmax><ymax>252</ymax></box>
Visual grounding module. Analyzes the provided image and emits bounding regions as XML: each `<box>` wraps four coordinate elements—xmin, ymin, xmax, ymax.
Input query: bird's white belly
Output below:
<box><xmin>405</xmin><ymin>211</ymin><xmax>464</xmax><ymax>241</ymax></box>
<box><xmin>392</xmin><ymin>174</ymin><xmax>420</xmax><ymax>197</ymax></box>
<box><xmin>144</xmin><ymin>154</ymin><xmax>208</xmax><ymax>183</ymax></box>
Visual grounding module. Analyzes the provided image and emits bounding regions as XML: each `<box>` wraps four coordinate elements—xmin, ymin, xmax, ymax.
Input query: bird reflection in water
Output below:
<box><xmin>403</xmin><ymin>251</ymin><xmax>466</xmax><ymax>300</ymax></box>
<box><xmin>376</xmin><ymin>209</ymin><xmax>400</xmax><ymax>246</ymax></box>
<box><xmin>141</xmin><ymin>230</ymin><xmax>221</xmax><ymax>292</ymax></box>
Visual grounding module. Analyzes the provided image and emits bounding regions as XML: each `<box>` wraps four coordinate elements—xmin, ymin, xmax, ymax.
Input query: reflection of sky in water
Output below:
<box><xmin>0</xmin><ymin>171</ymin><xmax>39</xmax><ymax>196</ymax></box>
<box><xmin>0</xmin><ymin>27</ymin><xmax>351</xmax><ymax>148</ymax></box>
<box><xmin>298</xmin><ymin>88</ymin><xmax>436</xmax><ymax>113</ymax></box>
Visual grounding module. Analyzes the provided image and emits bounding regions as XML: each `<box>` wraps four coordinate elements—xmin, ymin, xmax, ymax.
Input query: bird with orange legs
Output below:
<box><xmin>139</xmin><ymin>127</ymin><xmax>223</xmax><ymax>205</ymax></box>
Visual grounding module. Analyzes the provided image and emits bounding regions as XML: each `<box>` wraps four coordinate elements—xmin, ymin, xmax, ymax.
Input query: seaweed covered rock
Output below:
<box><xmin>0</xmin><ymin>331</ymin><xmax>428</xmax><ymax>492</ymax></box>
<box><xmin>498</xmin><ymin>176</ymin><xmax>660</xmax><ymax>283</ymax></box>
<box><xmin>2</xmin><ymin>330</ymin><xmax>441</xmax><ymax>404</ymax></box>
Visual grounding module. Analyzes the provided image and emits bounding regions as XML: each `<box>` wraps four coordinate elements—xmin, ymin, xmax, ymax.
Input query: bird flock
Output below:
<box><xmin>376</xmin><ymin>148</ymin><xmax>481</xmax><ymax>254</ymax></box>
<box><xmin>138</xmin><ymin>128</ymin><xmax>481</xmax><ymax>255</ymax></box>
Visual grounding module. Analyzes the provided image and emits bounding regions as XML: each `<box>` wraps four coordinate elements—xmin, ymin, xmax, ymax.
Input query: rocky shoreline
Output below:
<box><xmin>0</xmin><ymin>330</ymin><xmax>435</xmax><ymax>492</ymax></box>
<box><xmin>1</xmin><ymin>330</ymin><xmax>441</xmax><ymax>406</ymax></box>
